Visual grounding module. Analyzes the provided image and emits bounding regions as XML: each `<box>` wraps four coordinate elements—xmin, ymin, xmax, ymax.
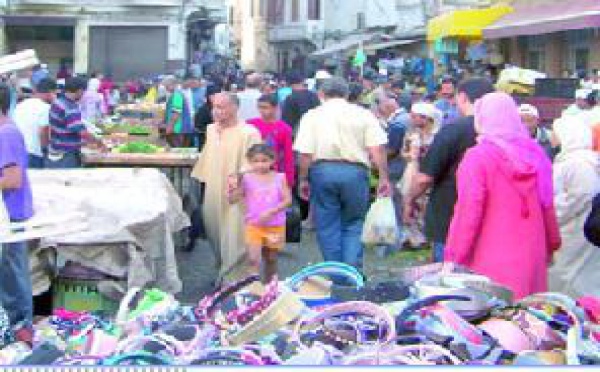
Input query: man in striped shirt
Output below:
<box><xmin>45</xmin><ymin>77</ymin><xmax>96</xmax><ymax>169</ymax></box>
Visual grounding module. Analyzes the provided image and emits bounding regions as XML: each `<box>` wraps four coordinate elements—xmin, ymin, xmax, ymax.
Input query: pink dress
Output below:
<box><xmin>247</xmin><ymin>118</ymin><xmax>295</xmax><ymax>188</ymax></box>
<box><xmin>242</xmin><ymin>173</ymin><xmax>286</xmax><ymax>227</ymax></box>
<box><xmin>445</xmin><ymin>143</ymin><xmax>561</xmax><ymax>299</ymax></box>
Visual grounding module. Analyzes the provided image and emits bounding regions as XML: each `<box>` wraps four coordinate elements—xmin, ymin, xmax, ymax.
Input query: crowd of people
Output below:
<box><xmin>1</xmin><ymin>62</ymin><xmax>600</xmax><ymax>347</ymax></box>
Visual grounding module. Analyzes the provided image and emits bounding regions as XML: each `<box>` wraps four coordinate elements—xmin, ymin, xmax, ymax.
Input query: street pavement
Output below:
<box><xmin>175</xmin><ymin>231</ymin><xmax>430</xmax><ymax>305</ymax></box>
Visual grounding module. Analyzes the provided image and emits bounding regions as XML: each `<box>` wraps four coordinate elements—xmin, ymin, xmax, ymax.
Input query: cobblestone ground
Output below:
<box><xmin>175</xmin><ymin>231</ymin><xmax>430</xmax><ymax>305</ymax></box>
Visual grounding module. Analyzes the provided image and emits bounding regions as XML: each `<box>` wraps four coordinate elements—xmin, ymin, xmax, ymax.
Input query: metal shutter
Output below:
<box><xmin>89</xmin><ymin>26</ymin><xmax>168</xmax><ymax>81</ymax></box>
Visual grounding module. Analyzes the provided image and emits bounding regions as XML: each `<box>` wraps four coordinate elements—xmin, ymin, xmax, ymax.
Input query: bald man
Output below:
<box><xmin>237</xmin><ymin>73</ymin><xmax>263</xmax><ymax>121</ymax></box>
<box><xmin>192</xmin><ymin>92</ymin><xmax>262</xmax><ymax>283</ymax></box>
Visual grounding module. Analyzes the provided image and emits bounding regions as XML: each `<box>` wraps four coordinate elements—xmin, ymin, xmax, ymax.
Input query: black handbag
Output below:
<box><xmin>286</xmin><ymin>199</ymin><xmax>302</xmax><ymax>243</ymax></box>
<box><xmin>584</xmin><ymin>193</ymin><xmax>600</xmax><ymax>247</ymax></box>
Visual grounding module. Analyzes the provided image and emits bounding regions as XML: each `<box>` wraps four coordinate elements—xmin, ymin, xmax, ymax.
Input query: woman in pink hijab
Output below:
<box><xmin>445</xmin><ymin>92</ymin><xmax>561</xmax><ymax>299</ymax></box>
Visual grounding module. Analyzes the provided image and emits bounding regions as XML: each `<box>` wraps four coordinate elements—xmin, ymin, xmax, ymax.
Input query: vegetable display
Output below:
<box><xmin>103</xmin><ymin>124</ymin><xmax>152</xmax><ymax>136</ymax></box>
<box><xmin>114</xmin><ymin>141</ymin><xmax>163</xmax><ymax>154</ymax></box>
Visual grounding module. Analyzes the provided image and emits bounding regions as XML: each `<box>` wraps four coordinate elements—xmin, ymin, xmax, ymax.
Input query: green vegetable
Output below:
<box><xmin>104</xmin><ymin>124</ymin><xmax>152</xmax><ymax>136</ymax></box>
<box><xmin>116</xmin><ymin>141</ymin><xmax>161</xmax><ymax>154</ymax></box>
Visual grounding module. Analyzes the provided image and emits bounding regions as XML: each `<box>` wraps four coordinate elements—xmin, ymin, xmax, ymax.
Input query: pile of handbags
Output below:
<box><xmin>1</xmin><ymin>262</ymin><xmax>599</xmax><ymax>366</ymax></box>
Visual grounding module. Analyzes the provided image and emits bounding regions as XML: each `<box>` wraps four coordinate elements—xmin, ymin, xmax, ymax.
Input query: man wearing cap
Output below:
<box><xmin>294</xmin><ymin>77</ymin><xmax>391</xmax><ymax>273</ymax></box>
<box><xmin>518</xmin><ymin>104</ymin><xmax>555</xmax><ymax>160</ymax></box>
<box><xmin>563</xmin><ymin>89</ymin><xmax>593</xmax><ymax>117</ymax></box>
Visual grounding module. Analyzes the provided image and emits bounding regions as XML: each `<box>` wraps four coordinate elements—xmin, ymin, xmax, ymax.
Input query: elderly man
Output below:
<box><xmin>237</xmin><ymin>73</ymin><xmax>263</xmax><ymax>121</ymax></box>
<box><xmin>294</xmin><ymin>77</ymin><xmax>391</xmax><ymax>272</ymax></box>
<box><xmin>192</xmin><ymin>93</ymin><xmax>262</xmax><ymax>283</ymax></box>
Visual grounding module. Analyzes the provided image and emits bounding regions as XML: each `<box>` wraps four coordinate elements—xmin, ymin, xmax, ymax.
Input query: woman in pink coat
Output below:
<box><xmin>445</xmin><ymin>92</ymin><xmax>561</xmax><ymax>299</ymax></box>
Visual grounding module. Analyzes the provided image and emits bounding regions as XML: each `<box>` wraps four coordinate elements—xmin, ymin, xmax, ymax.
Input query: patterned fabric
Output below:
<box><xmin>0</xmin><ymin>305</ymin><xmax>14</xmax><ymax>347</ymax></box>
<box><xmin>49</xmin><ymin>96</ymin><xmax>86</xmax><ymax>152</ymax></box>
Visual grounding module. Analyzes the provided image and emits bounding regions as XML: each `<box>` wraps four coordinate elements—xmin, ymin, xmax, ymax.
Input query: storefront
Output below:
<box><xmin>426</xmin><ymin>5</ymin><xmax>512</xmax><ymax>73</ymax></box>
<box><xmin>483</xmin><ymin>0</ymin><xmax>600</xmax><ymax>78</ymax></box>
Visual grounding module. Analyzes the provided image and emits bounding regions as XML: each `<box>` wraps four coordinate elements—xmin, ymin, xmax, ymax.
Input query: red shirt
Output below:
<box><xmin>247</xmin><ymin>118</ymin><xmax>295</xmax><ymax>188</ymax></box>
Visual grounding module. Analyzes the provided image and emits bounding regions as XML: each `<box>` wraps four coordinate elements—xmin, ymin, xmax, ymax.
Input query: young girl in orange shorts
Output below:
<box><xmin>229</xmin><ymin>144</ymin><xmax>292</xmax><ymax>281</ymax></box>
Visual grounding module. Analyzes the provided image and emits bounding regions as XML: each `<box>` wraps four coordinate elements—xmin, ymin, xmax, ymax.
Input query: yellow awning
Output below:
<box><xmin>427</xmin><ymin>5</ymin><xmax>513</xmax><ymax>42</ymax></box>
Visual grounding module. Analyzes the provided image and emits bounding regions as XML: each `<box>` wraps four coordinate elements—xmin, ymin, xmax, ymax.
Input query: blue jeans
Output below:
<box><xmin>310</xmin><ymin>162</ymin><xmax>370</xmax><ymax>271</ymax></box>
<box><xmin>433</xmin><ymin>242</ymin><xmax>445</xmax><ymax>263</ymax></box>
<box><xmin>0</xmin><ymin>241</ymin><xmax>33</xmax><ymax>329</ymax></box>
<box><xmin>28</xmin><ymin>154</ymin><xmax>45</xmax><ymax>169</ymax></box>
<box><xmin>44</xmin><ymin>151</ymin><xmax>82</xmax><ymax>169</ymax></box>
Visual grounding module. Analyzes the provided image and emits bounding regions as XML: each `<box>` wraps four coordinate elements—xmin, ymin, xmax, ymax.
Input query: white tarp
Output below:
<box><xmin>28</xmin><ymin>168</ymin><xmax>190</xmax><ymax>295</ymax></box>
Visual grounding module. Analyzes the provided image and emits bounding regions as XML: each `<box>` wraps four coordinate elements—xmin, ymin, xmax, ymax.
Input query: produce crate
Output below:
<box><xmin>52</xmin><ymin>277</ymin><xmax>119</xmax><ymax>314</ymax></box>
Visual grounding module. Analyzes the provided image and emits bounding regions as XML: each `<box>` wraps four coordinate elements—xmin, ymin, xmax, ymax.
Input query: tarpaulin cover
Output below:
<box><xmin>427</xmin><ymin>5</ymin><xmax>513</xmax><ymax>42</ymax></box>
<box><xmin>483</xmin><ymin>0</ymin><xmax>600</xmax><ymax>39</ymax></box>
<box><xmin>28</xmin><ymin>168</ymin><xmax>189</xmax><ymax>296</ymax></box>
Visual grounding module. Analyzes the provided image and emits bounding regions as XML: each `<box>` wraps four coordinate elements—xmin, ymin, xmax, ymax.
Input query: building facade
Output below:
<box><xmin>230</xmin><ymin>0</ymin><xmax>498</xmax><ymax>74</ymax></box>
<box><xmin>0</xmin><ymin>0</ymin><xmax>227</xmax><ymax>80</ymax></box>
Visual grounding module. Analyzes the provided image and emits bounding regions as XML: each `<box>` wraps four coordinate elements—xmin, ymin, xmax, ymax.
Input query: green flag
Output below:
<box><xmin>352</xmin><ymin>48</ymin><xmax>366</xmax><ymax>67</ymax></box>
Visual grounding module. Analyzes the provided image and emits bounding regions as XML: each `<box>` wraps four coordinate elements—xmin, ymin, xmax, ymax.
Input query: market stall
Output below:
<box><xmin>1</xmin><ymin>262</ymin><xmax>599</xmax><ymax>366</ymax></box>
<box><xmin>28</xmin><ymin>168</ymin><xmax>189</xmax><ymax>303</ymax></box>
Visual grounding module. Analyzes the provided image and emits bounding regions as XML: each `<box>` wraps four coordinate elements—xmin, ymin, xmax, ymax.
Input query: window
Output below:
<box><xmin>572</xmin><ymin>48</ymin><xmax>589</xmax><ymax>72</ymax></box>
<box><xmin>308</xmin><ymin>0</ymin><xmax>321</xmax><ymax>20</ymax></box>
<box><xmin>267</xmin><ymin>0</ymin><xmax>284</xmax><ymax>25</ymax></box>
<box><xmin>291</xmin><ymin>0</ymin><xmax>300</xmax><ymax>22</ymax></box>
<box><xmin>528</xmin><ymin>50</ymin><xmax>546</xmax><ymax>72</ymax></box>
<box><xmin>357</xmin><ymin>12</ymin><xmax>365</xmax><ymax>29</ymax></box>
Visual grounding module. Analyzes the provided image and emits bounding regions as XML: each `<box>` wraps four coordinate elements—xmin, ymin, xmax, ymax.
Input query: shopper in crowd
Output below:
<box><xmin>79</xmin><ymin>76</ymin><xmax>106</xmax><ymax>123</ymax></box>
<box><xmin>549</xmin><ymin>117</ymin><xmax>600</xmax><ymax>298</ymax></box>
<box><xmin>0</xmin><ymin>82</ymin><xmax>34</xmax><ymax>345</ymax></box>
<box><xmin>403</xmin><ymin>78</ymin><xmax>494</xmax><ymax>262</ymax></box>
<box><xmin>191</xmin><ymin>93</ymin><xmax>262</xmax><ymax>284</ymax></box>
<box><xmin>518</xmin><ymin>104</ymin><xmax>555</xmax><ymax>160</ymax></box>
<box><xmin>99</xmin><ymin>74</ymin><xmax>115</xmax><ymax>113</ymax></box>
<box><xmin>399</xmin><ymin>102</ymin><xmax>441</xmax><ymax>248</ymax></box>
<box><xmin>294</xmin><ymin>77</ymin><xmax>390</xmax><ymax>273</ymax></box>
<box><xmin>163</xmin><ymin>76</ymin><xmax>193</xmax><ymax>148</ymax></box>
<box><xmin>13</xmin><ymin>78</ymin><xmax>56</xmax><ymax>169</ymax></box>
<box><xmin>194</xmin><ymin>84</ymin><xmax>221</xmax><ymax>151</ymax></box>
<box><xmin>562</xmin><ymin>89</ymin><xmax>593</xmax><ymax>117</ymax></box>
<box><xmin>378</xmin><ymin>97</ymin><xmax>410</xmax><ymax>228</ymax></box>
<box><xmin>444</xmin><ymin>92</ymin><xmax>561</xmax><ymax>299</ymax></box>
<box><xmin>434</xmin><ymin>78</ymin><xmax>460</xmax><ymax>126</ymax></box>
<box><xmin>228</xmin><ymin>144</ymin><xmax>292</xmax><ymax>281</ymax></box>
<box><xmin>46</xmin><ymin>77</ymin><xmax>99</xmax><ymax>169</ymax></box>
<box><xmin>281</xmin><ymin>71</ymin><xmax>320</xmax><ymax>135</ymax></box>
<box><xmin>247</xmin><ymin>94</ymin><xmax>295</xmax><ymax>188</ymax></box>
<box><xmin>237</xmin><ymin>73</ymin><xmax>263</xmax><ymax>122</ymax></box>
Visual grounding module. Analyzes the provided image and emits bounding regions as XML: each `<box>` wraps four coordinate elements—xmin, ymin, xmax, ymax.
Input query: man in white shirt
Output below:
<box><xmin>13</xmin><ymin>78</ymin><xmax>56</xmax><ymax>169</ymax></box>
<box><xmin>236</xmin><ymin>73</ymin><xmax>263</xmax><ymax>121</ymax></box>
<box><xmin>294</xmin><ymin>77</ymin><xmax>391</xmax><ymax>274</ymax></box>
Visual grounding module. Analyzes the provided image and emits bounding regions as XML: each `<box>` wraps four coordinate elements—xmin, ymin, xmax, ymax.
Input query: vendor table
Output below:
<box><xmin>81</xmin><ymin>151</ymin><xmax>198</xmax><ymax>206</ymax></box>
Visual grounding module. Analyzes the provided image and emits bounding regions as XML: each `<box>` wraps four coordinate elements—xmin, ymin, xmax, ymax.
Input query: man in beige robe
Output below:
<box><xmin>191</xmin><ymin>93</ymin><xmax>262</xmax><ymax>283</ymax></box>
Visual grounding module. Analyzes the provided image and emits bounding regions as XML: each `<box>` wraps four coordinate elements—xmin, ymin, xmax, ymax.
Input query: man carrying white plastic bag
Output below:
<box><xmin>362</xmin><ymin>197</ymin><xmax>401</xmax><ymax>256</ymax></box>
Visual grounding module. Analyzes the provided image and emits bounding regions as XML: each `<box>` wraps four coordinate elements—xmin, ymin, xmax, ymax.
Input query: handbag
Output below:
<box><xmin>584</xmin><ymin>193</ymin><xmax>600</xmax><ymax>247</ymax></box>
<box><xmin>286</xmin><ymin>198</ymin><xmax>302</xmax><ymax>243</ymax></box>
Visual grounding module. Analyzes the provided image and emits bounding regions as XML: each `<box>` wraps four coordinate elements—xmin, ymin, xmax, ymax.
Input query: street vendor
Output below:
<box><xmin>45</xmin><ymin>77</ymin><xmax>101</xmax><ymax>169</ymax></box>
<box><xmin>0</xmin><ymin>82</ymin><xmax>34</xmax><ymax>345</ymax></box>
<box><xmin>163</xmin><ymin>77</ymin><xmax>194</xmax><ymax>148</ymax></box>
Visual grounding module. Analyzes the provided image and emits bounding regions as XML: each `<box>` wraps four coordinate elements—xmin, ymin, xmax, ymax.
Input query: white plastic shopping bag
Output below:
<box><xmin>0</xmin><ymin>192</ymin><xmax>9</xmax><ymax>237</ymax></box>
<box><xmin>361</xmin><ymin>197</ymin><xmax>399</xmax><ymax>247</ymax></box>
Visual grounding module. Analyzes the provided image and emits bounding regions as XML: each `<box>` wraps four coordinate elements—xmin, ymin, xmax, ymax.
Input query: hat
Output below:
<box><xmin>575</xmin><ymin>89</ymin><xmax>592</xmax><ymax>100</ymax></box>
<box><xmin>518</xmin><ymin>104</ymin><xmax>539</xmax><ymax>118</ymax></box>
<box><xmin>411</xmin><ymin>102</ymin><xmax>441</xmax><ymax>123</ymax></box>
<box><xmin>315</xmin><ymin>70</ymin><xmax>332</xmax><ymax>80</ymax></box>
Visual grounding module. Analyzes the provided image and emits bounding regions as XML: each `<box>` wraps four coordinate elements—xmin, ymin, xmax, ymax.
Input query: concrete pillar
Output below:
<box><xmin>167</xmin><ymin>23</ymin><xmax>187</xmax><ymax>72</ymax></box>
<box><xmin>0</xmin><ymin>20</ymin><xmax>7</xmax><ymax>56</ymax></box>
<box><xmin>73</xmin><ymin>18</ymin><xmax>89</xmax><ymax>75</ymax></box>
<box><xmin>545</xmin><ymin>33</ymin><xmax>562</xmax><ymax>78</ymax></box>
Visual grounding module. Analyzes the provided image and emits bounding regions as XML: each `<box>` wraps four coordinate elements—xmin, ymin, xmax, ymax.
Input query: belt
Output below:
<box><xmin>312</xmin><ymin>159</ymin><xmax>369</xmax><ymax>170</ymax></box>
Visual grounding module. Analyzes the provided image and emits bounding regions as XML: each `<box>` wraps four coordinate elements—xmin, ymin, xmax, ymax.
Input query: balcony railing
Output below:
<box><xmin>268</xmin><ymin>20</ymin><xmax>323</xmax><ymax>42</ymax></box>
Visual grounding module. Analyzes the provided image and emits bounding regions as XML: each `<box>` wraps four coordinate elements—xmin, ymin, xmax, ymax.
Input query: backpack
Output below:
<box><xmin>584</xmin><ymin>194</ymin><xmax>600</xmax><ymax>247</ymax></box>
